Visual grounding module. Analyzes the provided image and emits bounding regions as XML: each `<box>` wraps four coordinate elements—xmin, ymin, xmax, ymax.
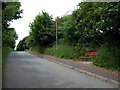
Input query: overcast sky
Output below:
<box><xmin>10</xmin><ymin>0</ymin><xmax>82</xmax><ymax>47</ymax></box>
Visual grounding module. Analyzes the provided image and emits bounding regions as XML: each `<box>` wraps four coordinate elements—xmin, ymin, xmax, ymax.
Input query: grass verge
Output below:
<box><xmin>28</xmin><ymin>46</ymin><xmax>45</xmax><ymax>54</ymax></box>
<box><xmin>28</xmin><ymin>43</ymin><xmax>119</xmax><ymax>71</ymax></box>
<box><xmin>44</xmin><ymin>44</ymin><xmax>75</xmax><ymax>60</ymax></box>
<box><xmin>2</xmin><ymin>47</ymin><xmax>12</xmax><ymax>68</ymax></box>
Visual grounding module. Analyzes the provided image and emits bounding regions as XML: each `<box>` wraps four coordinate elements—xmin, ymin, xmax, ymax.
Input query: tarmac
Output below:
<box><xmin>3</xmin><ymin>51</ymin><xmax>118</xmax><ymax>88</ymax></box>
<box><xmin>28</xmin><ymin>52</ymin><xmax>120</xmax><ymax>87</ymax></box>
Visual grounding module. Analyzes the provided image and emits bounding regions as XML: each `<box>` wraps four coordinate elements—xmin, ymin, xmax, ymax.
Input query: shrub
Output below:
<box><xmin>93</xmin><ymin>43</ymin><xmax>120</xmax><ymax>71</ymax></box>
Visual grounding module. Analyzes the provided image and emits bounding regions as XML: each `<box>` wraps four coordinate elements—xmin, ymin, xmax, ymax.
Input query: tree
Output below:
<box><xmin>25</xmin><ymin>34</ymin><xmax>36</xmax><ymax>48</ymax></box>
<box><xmin>16</xmin><ymin>36</ymin><xmax>29</xmax><ymax>51</ymax></box>
<box><xmin>72</xmin><ymin>2</ymin><xmax>120</xmax><ymax>70</ymax></box>
<box><xmin>55</xmin><ymin>15</ymin><xmax>76</xmax><ymax>45</ymax></box>
<box><xmin>29</xmin><ymin>11</ymin><xmax>55</xmax><ymax>46</ymax></box>
<box><xmin>2</xmin><ymin>2</ymin><xmax>22</xmax><ymax>49</ymax></box>
<box><xmin>72</xmin><ymin>2</ymin><xmax>120</xmax><ymax>47</ymax></box>
<box><xmin>4</xmin><ymin>28</ymin><xmax>18</xmax><ymax>49</ymax></box>
<box><xmin>94</xmin><ymin>2</ymin><xmax>120</xmax><ymax>45</ymax></box>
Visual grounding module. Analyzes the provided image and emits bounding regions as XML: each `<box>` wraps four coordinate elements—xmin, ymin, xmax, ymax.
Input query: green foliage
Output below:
<box><xmin>16</xmin><ymin>36</ymin><xmax>29</xmax><ymax>51</ymax></box>
<box><xmin>27</xmin><ymin>2</ymin><xmax>120</xmax><ymax>71</ymax></box>
<box><xmin>73</xmin><ymin>3</ymin><xmax>101</xmax><ymax>46</ymax></box>
<box><xmin>25</xmin><ymin>35</ymin><xmax>36</xmax><ymax>48</ymax></box>
<box><xmin>55</xmin><ymin>15</ymin><xmax>76</xmax><ymax>45</ymax></box>
<box><xmin>93</xmin><ymin>43</ymin><xmax>120</xmax><ymax>71</ymax></box>
<box><xmin>3</xmin><ymin>28</ymin><xmax>18</xmax><ymax>49</ymax></box>
<box><xmin>72</xmin><ymin>2</ymin><xmax>120</xmax><ymax>46</ymax></box>
<box><xmin>29</xmin><ymin>11</ymin><xmax>55</xmax><ymax>47</ymax></box>
<box><xmin>2</xmin><ymin>2</ymin><xmax>22</xmax><ymax>49</ymax></box>
<box><xmin>44</xmin><ymin>44</ymin><xmax>75</xmax><ymax>59</ymax></box>
<box><xmin>2</xmin><ymin>47</ymin><xmax>12</xmax><ymax>68</ymax></box>
<box><xmin>2</xmin><ymin>2</ymin><xmax>22</xmax><ymax>24</ymax></box>
<box><xmin>28</xmin><ymin>46</ymin><xmax>45</xmax><ymax>54</ymax></box>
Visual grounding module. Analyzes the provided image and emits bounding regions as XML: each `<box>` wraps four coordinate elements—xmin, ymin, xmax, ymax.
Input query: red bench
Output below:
<box><xmin>81</xmin><ymin>52</ymin><xmax>98</xmax><ymax>61</ymax></box>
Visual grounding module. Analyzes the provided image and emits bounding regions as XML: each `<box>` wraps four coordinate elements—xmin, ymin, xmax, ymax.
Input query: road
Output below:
<box><xmin>3</xmin><ymin>52</ymin><xmax>118</xmax><ymax>88</ymax></box>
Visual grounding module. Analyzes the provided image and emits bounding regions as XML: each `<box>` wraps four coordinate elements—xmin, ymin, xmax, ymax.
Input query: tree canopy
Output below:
<box><xmin>2</xmin><ymin>2</ymin><xmax>22</xmax><ymax>49</ymax></box>
<box><xmin>16</xmin><ymin>36</ymin><xmax>29</xmax><ymax>51</ymax></box>
<box><xmin>29</xmin><ymin>11</ymin><xmax>55</xmax><ymax>46</ymax></box>
<box><xmin>72</xmin><ymin>2</ymin><xmax>120</xmax><ymax>46</ymax></box>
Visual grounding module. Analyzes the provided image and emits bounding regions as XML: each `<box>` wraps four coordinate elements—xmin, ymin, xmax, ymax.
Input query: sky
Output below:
<box><xmin>10</xmin><ymin>0</ymin><xmax>82</xmax><ymax>47</ymax></box>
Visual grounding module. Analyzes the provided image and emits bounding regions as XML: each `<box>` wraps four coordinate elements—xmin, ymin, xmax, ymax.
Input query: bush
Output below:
<box><xmin>93</xmin><ymin>43</ymin><xmax>120</xmax><ymax>71</ymax></box>
<box><xmin>74</xmin><ymin>43</ymin><xmax>97</xmax><ymax>60</ymax></box>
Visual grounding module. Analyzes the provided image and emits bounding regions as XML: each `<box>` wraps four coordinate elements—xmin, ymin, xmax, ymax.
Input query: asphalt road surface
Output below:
<box><xmin>3</xmin><ymin>52</ymin><xmax>118</xmax><ymax>88</ymax></box>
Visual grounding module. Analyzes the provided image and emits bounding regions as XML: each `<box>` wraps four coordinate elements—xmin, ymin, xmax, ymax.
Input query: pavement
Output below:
<box><xmin>28</xmin><ymin>51</ymin><xmax>120</xmax><ymax>86</ymax></box>
<box><xmin>3</xmin><ymin>51</ymin><xmax>119</xmax><ymax>88</ymax></box>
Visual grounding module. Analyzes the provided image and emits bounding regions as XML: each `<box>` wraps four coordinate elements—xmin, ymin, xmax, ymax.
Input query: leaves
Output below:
<box><xmin>29</xmin><ymin>11</ymin><xmax>55</xmax><ymax>46</ymax></box>
<box><xmin>2</xmin><ymin>2</ymin><xmax>22</xmax><ymax>49</ymax></box>
<box><xmin>16</xmin><ymin>36</ymin><xmax>29</xmax><ymax>51</ymax></box>
<box><xmin>73</xmin><ymin>2</ymin><xmax>120</xmax><ymax>46</ymax></box>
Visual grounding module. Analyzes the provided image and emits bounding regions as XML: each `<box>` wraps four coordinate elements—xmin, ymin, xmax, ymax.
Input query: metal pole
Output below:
<box><xmin>56</xmin><ymin>21</ymin><xmax>57</xmax><ymax>49</ymax></box>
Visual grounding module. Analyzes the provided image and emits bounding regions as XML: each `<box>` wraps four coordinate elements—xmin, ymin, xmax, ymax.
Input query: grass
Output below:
<box><xmin>44</xmin><ymin>44</ymin><xmax>76</xmax><ymax>59</ymax></box>
<box><xmin>28</xmin><ymin>44</ymin><xmax>96</xmax><ymax>61</ymax></box>
<box><xmin>28</xmin><ymin>42</ymin><xmax>120</xmax><ymax>71</ymax></box>
<box><xmin>28</xmin><ymin>44</ymin><xmax>81</xmax><ymax>60</ymax></box>
<box><xmin>28</xmin><ymin>46</ymin><xmax>45</xmax><ymax>54</ymax></box>
<box><xmin>2</xmin><ymin>47</ymin><xmax>12</xmax><ymax>68</ymax></box>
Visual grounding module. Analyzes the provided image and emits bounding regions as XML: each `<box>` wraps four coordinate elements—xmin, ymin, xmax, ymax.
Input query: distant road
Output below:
<box><xmin>3</xmin><ymin>52</ymin><xmax>117</xmax><ymax>88</ymax></box>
